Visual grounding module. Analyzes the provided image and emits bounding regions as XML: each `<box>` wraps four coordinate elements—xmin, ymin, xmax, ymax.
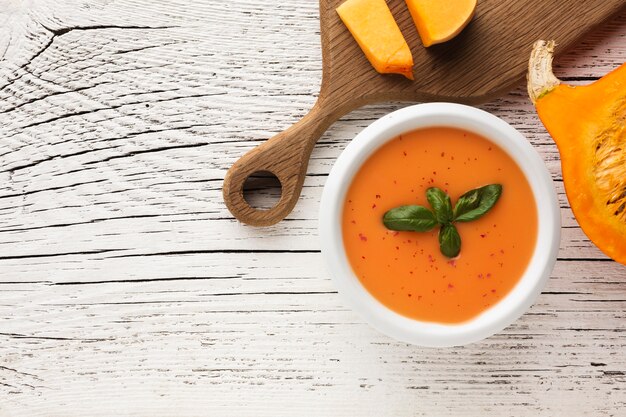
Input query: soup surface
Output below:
<box><xmin>342</xmin><ymin>127</ymin><xmax>538</xmax><ymax>323</ymax></box>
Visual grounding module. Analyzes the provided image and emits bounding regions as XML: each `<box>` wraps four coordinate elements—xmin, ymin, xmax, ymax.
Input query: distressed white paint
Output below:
<box><xmin>0</xmin><ymin>1</ymin><xmax>624</xmax><ymax>416</ymax></box>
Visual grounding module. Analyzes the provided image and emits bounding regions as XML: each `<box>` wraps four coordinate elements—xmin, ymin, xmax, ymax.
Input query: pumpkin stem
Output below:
<box><xmin>527</xmin><ymin>40</ymin><xmax>561</xmax><ymax>104</ymax></box>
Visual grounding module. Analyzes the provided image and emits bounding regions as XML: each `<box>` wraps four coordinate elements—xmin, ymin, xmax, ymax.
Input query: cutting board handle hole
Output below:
<box><xmin>242</xmin><ymin>170</ymin><xmax>283</xmax><ymax>211</ymax></box>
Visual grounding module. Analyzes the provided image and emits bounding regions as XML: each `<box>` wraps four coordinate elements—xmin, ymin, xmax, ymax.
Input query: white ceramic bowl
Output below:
<box><xmin>319</xmin><ymin>103</ymin><xmax>560</xmax><ymax>347</ymax></box>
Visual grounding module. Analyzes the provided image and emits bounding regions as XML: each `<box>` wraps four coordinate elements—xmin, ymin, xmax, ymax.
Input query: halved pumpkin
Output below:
<box><xmin>528</xmin><ymin>40</ymin><xmax>626</xmax><ymax>265</ymax></box>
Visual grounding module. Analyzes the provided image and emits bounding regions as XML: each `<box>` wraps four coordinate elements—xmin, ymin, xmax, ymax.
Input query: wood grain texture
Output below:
<box><xmin>223</xmin><ymin>0</ymin><xmax>626</xmax><ymax>226</ymax></box>
<box><xmin>0</xmin><ymin>0</ymin><xmax>625</xmax><ymax>416</ymax></box>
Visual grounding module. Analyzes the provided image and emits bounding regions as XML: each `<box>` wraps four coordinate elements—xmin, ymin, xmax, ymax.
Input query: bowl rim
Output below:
<box><xmin>319</xmin><ymin>102</ymin><xmax>561</xmax><ymax>347</ymax></box>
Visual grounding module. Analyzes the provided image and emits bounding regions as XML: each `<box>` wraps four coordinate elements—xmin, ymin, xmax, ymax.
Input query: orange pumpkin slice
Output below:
<box><xmin>528</xmin><ymin>40</ymin><xmax>626</xmax><ymax>265</ymax></box>
<box><xmin>337</xmin><ymin>0</ymin><xmax>414</xmax><ymax>79</ymax></box>
<box><xmin>405</xmin><ymin>0</ymin><xmax>477</xmax><ymax>47</ymax></box>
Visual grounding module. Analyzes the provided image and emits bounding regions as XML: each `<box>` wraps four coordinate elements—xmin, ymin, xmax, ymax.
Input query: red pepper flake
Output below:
<box><xmin>395</xmin><ymin>246</ymin><xmax>400</xmax><ymax>250</ymax></box>
<box><xmin>488</xmin><ymin>146</ymin><xmax>492</xmax><ymax>151</ymax></box>
<box><xmin>348</xmin><ymin>200</ymin><xmax>352</xmax><ymax>203</ymax></box>
<box><xmin>403</xmin><ymin>151</ymin><xmax>407</xmax><ymax>156</ymax></box>
<box><xmin>407</xmin><ymin>239</ymin><xmax>412</xmax><ymax>243</ymax></box>
<box><xmin>500</xmin><ymin>249</ymin><xmax>505</xmax><ymax>254</ymax></box>
<box><xmin>490</xmin><ymin>253</ymin><xmax>495</xmax><ymax>257</ymax></box>
<box><xmin>409</xmin><ymin>271</ymin><xmax>413</xmax><ymax>274</ymax></box>
<box><xmin>433</xmin><ymin>171</ymin><xmax>437</xmax><ymax>175</ymax></box>
<box><xmin>480</xmin><ymin>233</ymin><xmax>487</xmax><ymax>238</ymax></box>
<box><xmin>375</xmin><ymin>194</ymin><xmax>381</xmax><ymax>199</ymax></box>
<box><xmin>491</xmin><ymin>289</ymin><xmax>496</xmax><ymax>293</ymax></box>
<box><xmin>499</xmin><ymin>262</ymin><xmax>504</xmax><ymax>267</ymax></box>
<box><xmin>451</xmin><ymin>156</ymin><xmax>455</xmax><ymax>160</ymax></box>
<box><xmin>408</xmin><ymin>294</ymin><xmax>412</xmax><ymax>297</ymax></box>
<box><xmin>351</xmin><ymin>220</ymin><xmax>356</xmax><ymax>224</ymax></box>
<box><xmin>393</xmin><ymin>180</ymin><xmax>397</xmax><ymax>185</ymax></box>
<box><xmin>372</xmin><ymin>204</ymin><xmax>377</xmax><ymax>209</ymax></box>
<box><xmin>428</xmin><ymin>254</ymin><xmax>435</xmax><ymax>263</ymax></box>
<box><xmin>448</xmin><ymin>283</ymin><xmax>454</xmax><ymax>289</ymax></box>
<box><xmin>392</xmin><ymin>231</ymin><xmax>399</xmax><ymax>236</ymax></box>
<box><xmin>478</xmin><ymin>273</ymin><xmax>484</xmax><ymax>279</ymax></box>
<box><xmin>361</xmin><ymin>256</ymin><xmax>366</xmax><ymax>260</ymax></box>
<box><xmin>482</xmin><ymin>293</ymin><xmax>487</xmax><ymax>297</ymax></box>
<box><xmin>447</xmin><ymin>260</ymin><xmax>456</xmax><ymax>267</ymax></box>
<box><xmin>418</xmin><ymin>295</ymin><xmax>422</xmax><ymax>300</ymax></box>
<box><xmin>441</xmin><ymin>152</ymin><xmax>445</xmax><ymax>157</ymax></box>
<box><xmin>358</xmin><ymin>233</ymin><xmax>367</xmax><ymax>242</ymax></box>
<box><xmin>487</xmin><ymin>273</ymin><xmax>492</xmax><ymax>278</ymax></box>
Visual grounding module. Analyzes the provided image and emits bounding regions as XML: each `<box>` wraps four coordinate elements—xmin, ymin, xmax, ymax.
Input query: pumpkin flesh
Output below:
<box><xmin>405</xmin><ymin>0</ymin><xmax>477</xmax><ymax>47</ymax></box>
<box><xmin>337</xmin><ymin>0</ymin><xmax>414</xmax><ymax>79</ymax></box>
<box><xmin>533</xmin><ymin>54</ymin><xmax>626</xmax><ymax>264</ymax></box>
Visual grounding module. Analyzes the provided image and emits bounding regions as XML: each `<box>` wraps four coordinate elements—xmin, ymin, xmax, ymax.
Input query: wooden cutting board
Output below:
<box><xmin>223</xmin><ymin>0</ymin><xmax>625</xmax><ymax>226</ymax></box>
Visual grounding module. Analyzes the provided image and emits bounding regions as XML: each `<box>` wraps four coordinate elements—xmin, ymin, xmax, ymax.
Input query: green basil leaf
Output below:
<box><xmin>454</xmin><ymin>184</ymin><xmax>503</xmax><ymax>222</ymax></box>
<box><xmin>439</xmin><ymin>224</ymin><xmax>461</xmax><ymax>258</ymax></box>
<box><xmin>383</xmin><ymin>205</ymin><xmax>438</xmax><ymax>232</ymax></box>
<box><xmin>426</xmin><ymin>187</ymin><xmax>453</xmax><ymax>224</ymax></box>
<box><xmin>453</xmin><ymin>188</ymin><xmax>481</xmax><ymax>219</ymax></box>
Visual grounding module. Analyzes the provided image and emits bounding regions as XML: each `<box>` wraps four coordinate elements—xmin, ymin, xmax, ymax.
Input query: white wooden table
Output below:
<box><xmin>1</xmin><ymin>1</ymin><xmax>624</xmax><ymax>415</ymax></box>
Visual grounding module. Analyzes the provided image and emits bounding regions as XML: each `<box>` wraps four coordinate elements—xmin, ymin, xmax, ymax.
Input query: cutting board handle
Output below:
<box><xmin>223</xmin><ymin>101</ymin><xmax>335</xmax><ymax>226</ymax></box>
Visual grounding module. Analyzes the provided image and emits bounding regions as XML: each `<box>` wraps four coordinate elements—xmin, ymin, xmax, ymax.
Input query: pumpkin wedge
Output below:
<box><xmin>528</xmin><ymin>40</ymin><xmax>626</xmax><ymax>265</ymax></box>
<box><xmin>337</xmin><ymin>0</ymin><xmax>414</xmax><ymax>79</ymax></box>
<box><xmin>405</xmin><ymin>0</ymin><xmax>477</xmax><ymax>47</ymax></box>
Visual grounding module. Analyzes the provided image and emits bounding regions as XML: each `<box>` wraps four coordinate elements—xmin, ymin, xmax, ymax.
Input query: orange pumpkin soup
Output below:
<box><xmin>342</xmin><ymin>127</ymin><xmax>538</xmax><ymax>324</ymax></box>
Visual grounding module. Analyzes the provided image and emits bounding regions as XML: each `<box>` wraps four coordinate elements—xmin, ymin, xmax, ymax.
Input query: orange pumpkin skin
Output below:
<box><xmin>530</xmin><ymin>41</ymin><xmax>626</xmax><ymax>265</ymax></box>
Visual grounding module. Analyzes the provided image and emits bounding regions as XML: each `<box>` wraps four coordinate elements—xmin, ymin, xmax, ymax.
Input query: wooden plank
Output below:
<box><xmin>0</xmin><ymin>255</ymin><xmax>624</xmax><ymax>415</ymax></box>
